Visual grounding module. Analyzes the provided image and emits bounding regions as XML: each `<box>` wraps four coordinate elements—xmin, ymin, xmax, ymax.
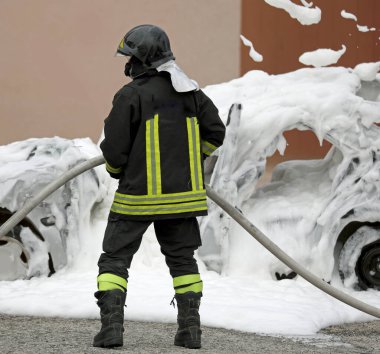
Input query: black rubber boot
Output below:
<box><xmin>174</xmin><ymin>292</ymin><xmax>202</xmax><ymax>349</ymax></box>
<box><xmin>93</xmin><ymin>289</ymin><xmax>126</xmax><ymax>348</ymax></box>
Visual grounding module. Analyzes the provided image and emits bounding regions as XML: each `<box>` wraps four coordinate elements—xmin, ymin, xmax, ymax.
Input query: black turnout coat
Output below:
<box><xmin>100</xmin><ymin>70</ymin><xmax>225</xmax><ymax>220</ymax></box>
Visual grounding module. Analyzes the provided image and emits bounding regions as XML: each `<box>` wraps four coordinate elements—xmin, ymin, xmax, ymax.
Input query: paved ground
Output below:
<box><xmin>0</xmin><ymin>315</ymin><xmax>379</xmax><ymax>353</ymax></box>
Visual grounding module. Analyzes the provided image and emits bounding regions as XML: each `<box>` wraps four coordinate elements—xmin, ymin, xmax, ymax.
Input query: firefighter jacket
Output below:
<box><xmin>100</xmin><ymin>70</ymin><xmax>225</xmax><ymax>220</ymax></box>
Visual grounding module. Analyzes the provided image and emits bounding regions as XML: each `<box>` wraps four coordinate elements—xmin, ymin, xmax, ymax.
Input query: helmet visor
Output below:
<box><xmin>114</xmin><ymin>36</ymin><xmax>134</xmax><ymax>57</ymax></box>
<box><xmin>114</xmin><ymin>51</ymin><xmax>129</xmax><ymax>57</ymax></box>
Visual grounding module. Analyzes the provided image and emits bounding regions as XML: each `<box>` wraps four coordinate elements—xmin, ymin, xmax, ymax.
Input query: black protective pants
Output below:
<box><xmin>97</xmin><ymin>217</ymin><xmax>202</xmax><ymax>280</ymax></box>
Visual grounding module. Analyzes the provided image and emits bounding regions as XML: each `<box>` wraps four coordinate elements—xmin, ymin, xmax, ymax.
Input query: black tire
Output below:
<box><xmin>355</xmin><ymin>240</ymin><xmax>380</xmax><ymax>290</ymax></box>
<box><xmin>338</xmin><ymin>225</ymin><xmax>380</xmax><ymax>291</ymax></box>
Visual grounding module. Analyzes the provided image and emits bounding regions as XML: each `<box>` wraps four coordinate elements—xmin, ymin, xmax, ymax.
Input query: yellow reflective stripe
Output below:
<box><xmin>112</xmin><ymin>200</ymin><xmax>207</xmax><ymax>211</ymax></box>
<box><xmin>98</xmin><ymin>282</ymin><xmax>125</xmax><ymax>292</ymax></box>
<box><xmin>187</xmin><ymin>118</ymin><xmax>197</xmax><ymax>190</ymax></box>
<box><xmin>114</xmin><ymin>191</ymin><xmax>206</xmax><ymax>205</ymax></box>
<box><xmin>111</xmin><ymin>201</ymin><xmax>207</xmax><ymax>215</ymax></box>
<box><xmin>187</xmin><ymin>117</ymin><xmax>203</xmax><ymax>191</ymax></box>
<box><xmin>174</xmin><ymin>274</ymin><xmax>203</xmax><ymax>294</ymax></box>
<box><xmin>113</xmin><ymin>200</ymin><xmax>206</xmax><ymax>211</ymax></box>
<box><xmin>202</xmin><ymin>147</ymin><xmax>212</xmax><ymax>156</ymax></box>
<box><xmin>150</xmin><ymin>118</ymin><xmax>157</xmax><ymax>194</ymax></box>
<box><xmin>115</xmin><ymin>189</ymin><xmax>206</xmax><ymax>200</ymax></box>
<box><xmin>153</xmin><ymin>114</ymin><xmax>162</xmax><ymax>195</ymax></box>
<box><xmin>106</xmin><ymin>161</ymin><xmax>122</xmax><ymax>174</ymax></box>
<box><xmin>114</xmin><ymin>196</ymin><xmax>206</xmax><ymax>206</ymax></box>
<box><xmin>146</xmin><ymin>114</ymin><xmax>161</xmax><ymax>195</ymax></box>
<box><xmin>97</xmin><ymin>273</ymin><xmax>127</xmax><ymax>290</ymax></box>
<box><xmin>146</xmin><ymin>119</ymin><xmax>153</xmax><ymax>195</ymax></box>
<box><xmin>173</xmin><ymin>274</ymin><xmax>201</xmax><ymax>287</ymax></box>
<box><xmin>194</xmin><ymin>118</ymin><xmax>203</xmax><ymax>188</ymax></box>
<box><xmin>175</xmin><ymin>282</ymin><xmax>203</xmax><ymax>294</ymax></box>
<box><xmin>202</xmin><ymin>141</ymin><xmax>217</xmax><ymax>156</ymax></box>
<box><xmin>111</xmin><ymin>206</ymin><xmax>207</xmax><ymax>216</ymax></box>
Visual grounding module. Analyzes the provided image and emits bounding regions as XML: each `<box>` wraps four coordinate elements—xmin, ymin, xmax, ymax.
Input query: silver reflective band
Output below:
<box><xmin>111</xmin><ymin>201</ymin><xmax>208</xmax><ymax>215</ymax></box>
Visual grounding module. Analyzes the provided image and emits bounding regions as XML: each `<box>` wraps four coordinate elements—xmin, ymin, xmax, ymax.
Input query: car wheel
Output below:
<box><xmin>355</xmin><ymin>240</ymin><xmax>380</xmax><ymax>290</ymax></box>
<box><xmin>338</xmin><ymin>225</ymin><xmax>380</xmax><ymax>290</ymax></box>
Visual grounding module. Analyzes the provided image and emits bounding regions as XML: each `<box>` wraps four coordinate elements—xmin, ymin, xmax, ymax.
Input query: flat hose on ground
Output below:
<box><xmin>0</xmin><ymin>155</ymin><xmax>379</xmax><ymax>319</ymax></box>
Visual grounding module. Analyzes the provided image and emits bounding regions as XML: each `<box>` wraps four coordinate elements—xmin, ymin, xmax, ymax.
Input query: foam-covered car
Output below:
<box><xmin>199</xmin><ymin>66</ymin><xmax>380</xmax><ymax>291</ymax></box>
<box><xmin>0</xmin><ymin>137</ymin><xmax>107</xmax><ymax>280</ymax></box>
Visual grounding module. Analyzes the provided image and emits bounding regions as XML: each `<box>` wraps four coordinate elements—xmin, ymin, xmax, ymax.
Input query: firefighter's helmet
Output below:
<box><xmin>116</xmin><ymin>25</ymin><xmax>175</xmax><ymax>68</ymax></box>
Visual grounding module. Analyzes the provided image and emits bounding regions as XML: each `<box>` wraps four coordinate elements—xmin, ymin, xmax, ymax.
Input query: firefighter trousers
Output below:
<box><xmin>97</xmin><ymin>217</ymin><xmax>202</xmax><ymax>280</ymax></box>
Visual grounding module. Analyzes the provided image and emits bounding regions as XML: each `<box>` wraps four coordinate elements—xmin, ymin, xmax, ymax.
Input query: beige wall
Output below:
<box><xmin>0</xmin><ymin>0</ymin><xmax>241</xmax><ymax>145</ymax></box>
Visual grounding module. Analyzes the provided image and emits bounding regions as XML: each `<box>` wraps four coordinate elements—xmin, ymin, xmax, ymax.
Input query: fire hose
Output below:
<box><xmin>0</xmin><ymin>155</ymin><xmax>379</xmax><ymax>319</ymax></box>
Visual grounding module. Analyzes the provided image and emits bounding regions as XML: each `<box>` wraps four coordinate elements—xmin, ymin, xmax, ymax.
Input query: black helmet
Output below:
<box><xmin>116</xmin><ymin>25</ymin><xmax>175</xmax><ymax>68</ymax></box>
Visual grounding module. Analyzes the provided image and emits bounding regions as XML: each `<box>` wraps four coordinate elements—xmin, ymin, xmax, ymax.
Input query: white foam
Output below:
<box><xmin>299</xmin><ymin>45</ymin><xmax>346</xmax><ymax>67</ymax></box>
<box><xmin>264</xmin><ymin>0</ymin><xmax>321</xmax><ymax>25</ymax></box>
<box><xmin>240</xmin><ymin>35</ymin><xmax>263</xmax><ymax>62</ymax></box>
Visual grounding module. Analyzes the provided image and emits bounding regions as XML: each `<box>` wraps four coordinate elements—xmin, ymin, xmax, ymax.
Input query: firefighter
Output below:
<box><xmin>94</xmin><ymin>24</ymin><xmax>225</xmax><ymax>349</ymax></box>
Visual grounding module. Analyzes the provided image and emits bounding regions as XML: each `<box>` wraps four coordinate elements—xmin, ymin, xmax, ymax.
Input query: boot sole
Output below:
<box><xmin>93</xmin><ymin>337</ymin><xmax>123</xmax><ymax>348</ymax></box>
<box><xmin>175</xmin><ymin>339</ymin><xmax>201</xmax><ymax>349</ymax></box>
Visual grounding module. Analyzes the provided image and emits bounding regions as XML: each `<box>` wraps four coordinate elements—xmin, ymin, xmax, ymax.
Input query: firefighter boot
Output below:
<box><xmin>174</xmin><ymin>292</ymin><xmax>202</xmax><ymax>349</ymax></box>
<box><xmin>93</xmin><ymin>289</ymin><xmax>126</xmax><ymax>348</ymax></box>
